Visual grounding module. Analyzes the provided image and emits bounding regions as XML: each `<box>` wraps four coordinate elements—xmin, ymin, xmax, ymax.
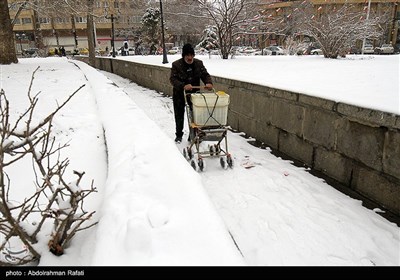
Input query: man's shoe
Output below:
<box><xmin>174</xmin><ymin>136</ymin><xmax>182</xmax><ymax>143</ymax></box>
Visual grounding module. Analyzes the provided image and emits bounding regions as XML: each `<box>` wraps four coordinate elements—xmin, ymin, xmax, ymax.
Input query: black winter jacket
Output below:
<box><xmin>169</xmin><ymin>58</ymin><xmax>213</xmax><ymax>97</ymax></box>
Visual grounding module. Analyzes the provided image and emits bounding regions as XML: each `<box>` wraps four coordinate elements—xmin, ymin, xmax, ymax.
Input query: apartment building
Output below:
<box><xmin>9</xmin><ymin>0</ymin><xmax>146</xmax><ymax>54</ymax></box>
<box><xmin>258</xmin><ymin>0</ymin><xmax>400</xmax><ymax>49</ymax></box>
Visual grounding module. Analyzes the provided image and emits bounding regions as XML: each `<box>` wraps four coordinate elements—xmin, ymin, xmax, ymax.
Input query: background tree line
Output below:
<box><xmin>0</xmin><ymin>0</ymin><xmax>394</xmax><ymax>64</ymax></box>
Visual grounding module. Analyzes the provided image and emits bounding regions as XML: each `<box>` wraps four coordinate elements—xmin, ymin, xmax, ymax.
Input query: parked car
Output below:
<box><xmin>375</xmin><ymin>44</ymin><xmax>394</xmax><ymax>54</ymax></box>
<box><xmin>239</xmin><ymin>46</ymin><xmax>257</xmax><ymax>54</ymax></box>
<box><xmin>168</xmin><ymin>46</ymin><xmax>180</xmax><ymax>54</ymax></box>
<box><xmin>95</xmin><ymin>48</ymin><xmax>105</xmax><ymax>56</ymax></box>
<box><xmin>310</xmin><ymin>48</ymin><xmax>323</xmax><ymax>55</ymax></box>
<box><xmin>264</xmin><ymin>46</ymin><xmax>285</xmax><ymax>55</ymax></box>
<box><xmin>108</xmin><ymin>49</ymin><xmax>118</xmax><ymax>56</ymax></box>
<box><xmin>362</xmin><ymin>44</ymin><xmax>374</xmax><ymax>54</ymax></box>
<box><xmin>294</xmin><ymin>46</ymin><xmax>308</xmax><ymax>55</ymax></box>
<box><xmin>78</xmin><ymin>47</ymin><xmax>89</xmax><ymax>55</ymax></box>
<box><xmin>48</xmin><ymin>47</ymin><xmax>56</xmax><ymax>56</ymax></box>
<box><xmin>118</xmin><ymin>46</ymin><xmax>135</xmax><ymax>56</ymax></box>
<box><xmin>349</xmin><ymin>46</ymin><xmax>361</xmax><ymax>54</ymax></box>
<box><xmin>254</xmin><ymin>47</ymin><xmax>270</xmax><ymax>55</ymax></box>
<box><xmin>195</xmin><ymin>47</ymin><xmax>207</xmax><ymax>55</ymax></box>
<box><xmin>127</xmin><ymin>47</ymin><xmax>135</xmax><ymax>55</ymax></box>
<box><xmin>23</xmin><ymin>48</ymin><xmax>39</xmax><ymax>57</ymax></box>
<box><xmin>254</xmin><ymin>46</ymin><xmax>285</xmax><ymax>56</ymax></box>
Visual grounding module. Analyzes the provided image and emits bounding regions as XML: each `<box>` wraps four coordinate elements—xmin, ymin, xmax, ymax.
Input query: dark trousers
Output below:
<box><xmin>173</xmin><ymin>92</ymin><xmax>192</xmax><ymax>138</ymax></box>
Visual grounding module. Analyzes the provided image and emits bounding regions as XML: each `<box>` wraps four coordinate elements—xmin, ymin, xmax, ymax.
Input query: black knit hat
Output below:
<box><xmin>182</xmin><ymin>43</ymin><xmax>195</xmax><ymax>57</ymax></box>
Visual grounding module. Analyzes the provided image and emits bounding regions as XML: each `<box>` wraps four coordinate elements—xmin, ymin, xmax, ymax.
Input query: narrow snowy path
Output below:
<box><xmin>101</xmin><ymin>71</ymin><xmax>400</xmax><ymax>266</ymax></box>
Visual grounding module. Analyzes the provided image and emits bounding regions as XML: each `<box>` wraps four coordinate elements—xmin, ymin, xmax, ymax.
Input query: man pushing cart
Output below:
<box><xmin>169</xmin><ymin>43</ymin><xmax>233</xmax><ymax>171</ymax></box>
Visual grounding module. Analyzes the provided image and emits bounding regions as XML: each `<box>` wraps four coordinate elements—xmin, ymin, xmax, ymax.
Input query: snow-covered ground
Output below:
<box><xmin>0</xmin><ymin>56</ymin><xmax>398</xmax><ymax>266</ymax></box>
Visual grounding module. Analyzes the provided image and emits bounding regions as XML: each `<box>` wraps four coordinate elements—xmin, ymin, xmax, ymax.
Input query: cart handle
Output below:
<box><xmin>191</xmin><ymin>86</ymin><xmax>213</xmax><ymax>90</ymax></box>
<box><xmin>184</xmin><ymin>86</ymin><xmax>215</xmax><ymax>95</ymax></box>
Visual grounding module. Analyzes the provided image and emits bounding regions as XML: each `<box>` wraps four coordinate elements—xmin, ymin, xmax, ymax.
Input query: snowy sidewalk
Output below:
<box><xmin>74</xmin><ymin>61</ymin><xmax>244</xmax><ymax>265</ymax></box>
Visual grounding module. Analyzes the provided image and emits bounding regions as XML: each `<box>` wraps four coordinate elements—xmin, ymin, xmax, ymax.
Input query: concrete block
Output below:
<box><xmin>299</xmin><ymin>94</ymin><xmax>336</xmax><ymax>111</ymax></box>
<box><xmin>255</xmin><ymin>122</ymin><xmax>279</xmax><ymax>150</ymax></box>
<box><xmin>238</xmin><ymin>115</ymin><xmax>257</xmax><ymax>137</ymax></box>
<box><xmin>303</xmin><ymin>108</ymin><xmax>342</xmax><ymax>149</ymax></box>
<box><xmin>271</xmin><ymin>98</ymin><xmax>304</xmax><ymax>136</ymax></box>
<box><xmin>383</xmin><ymin>130</ymin><xmax>400</xmax><ymax>180</ymax></box>
<box><xmin>337</xmin><ymin>103</ymin><xmax>398</xmax><ymax>128</ymax></box>
<box><xmin>269</xmin><ymin>89</ymin><xmax>298</xmax><ymax>101</ymax></box>
<box><xmin>352</xmin><ymin>167</ymin><xmax>400</xmax><ymax>215</ymax></box>
<box><xmin>279</xmin><ymin>131</ymin><xmax>313</xmax><ymax>166</ymax></box>
<box><xmin>236</xmin><ymin>89</ymin><xmax>254</xmax><ymax>119</ymax></box>
<box><xmin>254</xmin><ymin>94</ymin><xmax>272</xmax><ymax>125</ymax></box>
<box><xmin>314</xmin><ymin>147</ymin><xmax>353</xmax><ymax>185</ymax></box>
<box><xmin>227</xmin><ymin>110</ymin><xmax>240</xmax><ymax>131</ymax></box>
<box><xmin>336</xmin><ymin>120</ymin><xmax>384</xmax><ymax>171</ymax></box>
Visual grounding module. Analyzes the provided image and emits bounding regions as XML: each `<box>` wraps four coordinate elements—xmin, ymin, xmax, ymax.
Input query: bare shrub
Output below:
<box><xmin>0</xmin><ymin>66</ymin><xmax>97</xmax><ymax>265</ymax></box>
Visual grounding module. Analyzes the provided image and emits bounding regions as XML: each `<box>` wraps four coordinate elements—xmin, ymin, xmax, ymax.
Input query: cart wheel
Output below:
<box><xmin>198</xmin><ymin>158</ymin><xmax>205</xmax><ymax>172</ymax></box>
<box><xmin>190</xmin><ymin>159</ymin><xmax>197</xmax><ymax>171</ymax></box>
<box><xmin>189</xmin><ymin>127</ymin><xmax>196</xmax><ymax>143</ymax></box>
<box><xmin>220</xmin><ymin>157</ymin><xmax>227</xmax><ymax>170</ymax></box>
<box><xmin>183</xmin><ymin>148</ymin><xmax>188</xmax><ymax>160</ymax></box>
<box><xmin>214</xmin><ymin>144</ymin><xmax>220</xmax><ymax>155</ymax></box>
<box><xmin>183</xmin><ymin>147</ymin><xmax>192</xmax><ymax>160</ymax></box>
<box><xmin>187</xmin><ymin>147</ymin><xmax>193</xmax><ymax>159</ymax></box>
<box><xmin>209</xmin><ymin>145</ymin><xmax>215</xmax><ymax>156</ymax></box>
<box><xmin>227</xmin><ymin>154</ymin><xmax>233</xmax><ymax>168</ymax></box>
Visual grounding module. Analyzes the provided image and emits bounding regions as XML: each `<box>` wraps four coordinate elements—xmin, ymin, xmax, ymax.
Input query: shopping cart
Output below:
<box><xmin>182</xmin><ymin>86</ymin><xmax>233</xmax><ymax>171</ymax></box>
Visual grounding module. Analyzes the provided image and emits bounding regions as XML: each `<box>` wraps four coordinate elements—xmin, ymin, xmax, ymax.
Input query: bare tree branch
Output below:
<box><xmin>0</xmin><ymin>66</ymin><xmax>96</xmax><ymax>265</ymax></box>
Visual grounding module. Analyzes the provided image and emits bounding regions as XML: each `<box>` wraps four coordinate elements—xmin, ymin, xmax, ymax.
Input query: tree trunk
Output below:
<box><xmin>71</xmin><ymin>15</ymin><xmax>78</xmax><ymax>50</ymax></box>
<box><xmin>0</xmin><ymin>0</ymin><xmax>18</xmax><ymax>64</ymax></box>
<box><xmin>32</xmin><ymin>0</ymin><xmax>45</xmax><ymax>52</ymax></box>
<box><xmin>87</xmin><ymin>0</ymin><xmax>95</xmax><ymax>66</ymax></box>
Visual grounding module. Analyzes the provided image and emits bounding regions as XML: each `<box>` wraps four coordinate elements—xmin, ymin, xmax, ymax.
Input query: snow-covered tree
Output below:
<box><xmin>141</xmin><ymin>7</ymin><xmax>161</xmax><ymax>54</ymax></box>
<box><xmin>162</xmin><ymin>0</ymin><xmax>209</xmax><ymax>45</ymax></box>
<box><xmin>256</xmin><ymin>5</ymin><xmax>298</xmax><ymax>48</ymax></box>
<box><xmin>196</xmin><ymin>0</ymin><xmax>258</xmax><ymax>59</ymax></box>
<box><xmin>292</xmin><ymin>0</ymin><xmax>391</xmax><ymax>59</ymax></box>
<box><xmin>196</xmin><ymin>25</ymin><xmax>219</xmax><ymax>50</ymax></box>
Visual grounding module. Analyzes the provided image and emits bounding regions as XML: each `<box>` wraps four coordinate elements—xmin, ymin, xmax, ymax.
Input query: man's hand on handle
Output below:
<box><xmin>184</xmin><ymin>84</ymin><xmax>213</xmax><ymax>91</ymax></box>
<box><xmin>184</xmin><ymin>84</ymin><xmax>193</xmax><ymax>91</ymax></box>
<box><xmin>205</xmin><ymin>83</ymin><xmax>213</xmax><ymax>90</ymax></box>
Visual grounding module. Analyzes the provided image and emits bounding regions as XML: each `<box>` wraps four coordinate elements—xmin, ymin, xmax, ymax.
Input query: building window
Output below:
<box><xmin>55</xmin><ymin>17</ymin><xmax>69</xmax><ymax>24</ymax></box>
<box><xmin>75</xmin><ymin>16</ymin><xmax>87</xmax><ymax>23</ymax></box>
<box><xmin>129</xmin><ymin>16</ymin><xmax>141</xmax><ymax>23</ymax></box>
<box><xmin>22</xmin><ymin>18</ymin><xmax>32</xmax><ymax>24</ymax></box>
<box><xmin>9</xmin><ymin>3</ymin><xmax>18</xmax><ymax>11</ymax></box>
<box><xmin>39</xmin><ymin>17</ymin><xmax>50</xmax><ymax>24</ymax></box>
<box><xmin>114</xmin><ymin>1</ymin><xmax>119</xmax><ymax>8</ymax></box>
<box><xmin>13</xmin><ymin>18</ymin><xmax>21</xmax><ymax>25</ymax></box>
